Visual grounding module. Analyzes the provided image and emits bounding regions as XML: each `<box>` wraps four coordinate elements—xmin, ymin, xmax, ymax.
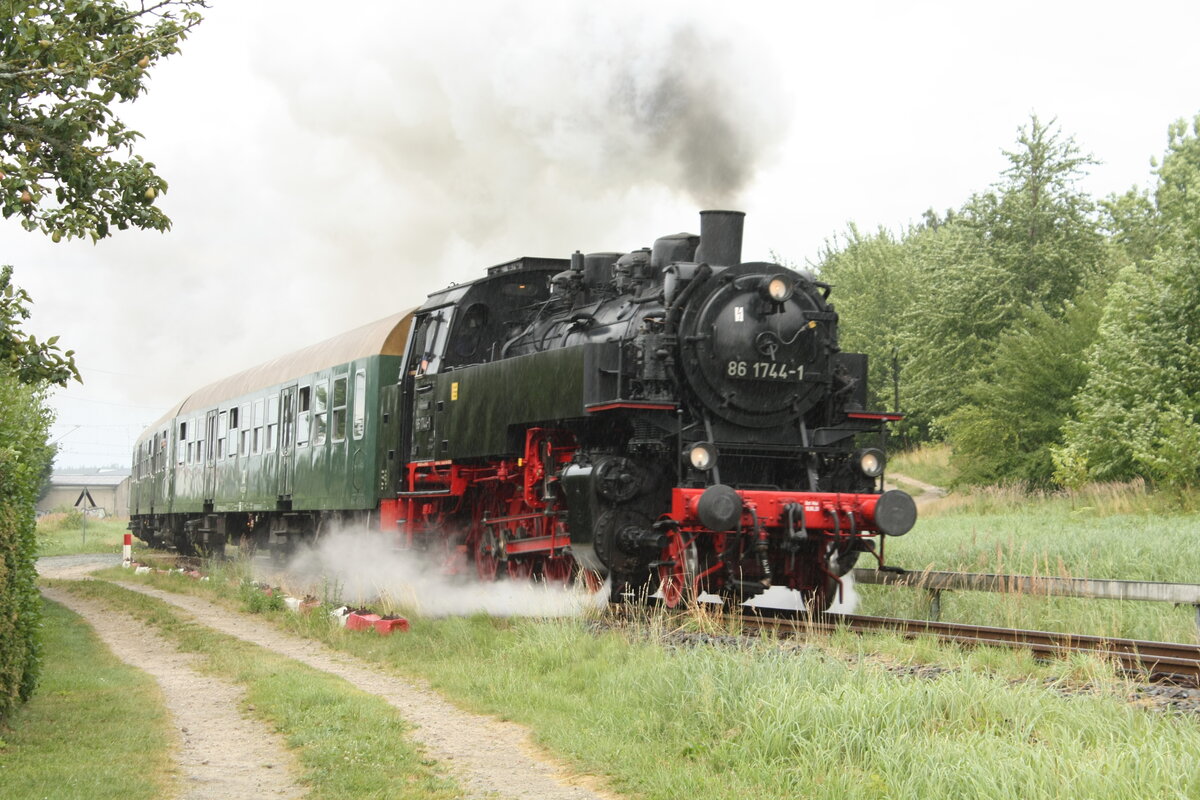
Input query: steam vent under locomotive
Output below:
<box><xmin>129</xmin><ymin>210</ymin><xmax>917</xmax><ymax>610</ymax></box>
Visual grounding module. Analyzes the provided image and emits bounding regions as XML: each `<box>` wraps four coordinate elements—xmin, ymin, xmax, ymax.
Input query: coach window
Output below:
<box><xmin>228</xmin><ymin>407</ymin><xmax>239</xmax><ymax>457</ymax></box>
<box><xmin>352</xmin><ymin>370</ymin><xmax>366</xmax><ymax>440</ymax></box>
<box><xmin>178</xmin><ymin>422</ymin><xmax>186</xmax><ymax>464</ymax></box>
<box><xmin>251</xmin><ymin>399</ymin><xmax>264</xmax><ymax>454</ymax></box>
<box><xmin>332</xmin><ymin>376</ymin><xmax>348</xmax><ymax>442</ymax></box>
<box><xmin>240</xmin><ymin>403</ymin><xmax>252</xmax><ymax>455</ymax></box>
<box><xmin>313</xmin><ymin>380</ymin><xmax>328</xmax><ymax>446</ymax></box>
<box><xmin>297</xmin><ymin>385</ymin><xmax>311</xmax><ymax>447</ymax></box>
<box><xmin>217</xmin><ymin>411</ymin><xmax>228</xmax><ymax>459</ymax></box>
<box><xmin>266</xmin><ymin>394</ymin><xmax>279</xmax><ymax>453</ymax></box>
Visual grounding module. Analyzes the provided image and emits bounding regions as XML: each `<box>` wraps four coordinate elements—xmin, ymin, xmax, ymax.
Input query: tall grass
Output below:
<box><xmin>891</xmin><ymin>443</ymin><xmax>956</xmax><ymax>487</ymax></box>
<box><xmin>35</xmin><ymin>515</ymin><xmax>128</xmax><ymax>556</ymax></box>
<box><xmin>866</xmin><ymin>485</ymin><xmax>1200</xmax><ymax>641</ymax></box>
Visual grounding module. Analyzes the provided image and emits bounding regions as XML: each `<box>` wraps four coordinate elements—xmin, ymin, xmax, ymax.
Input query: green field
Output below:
<box><xmin>36</xmin><ymin>513</ymin><xmax>127</xmax><ymax>557</ymax></box>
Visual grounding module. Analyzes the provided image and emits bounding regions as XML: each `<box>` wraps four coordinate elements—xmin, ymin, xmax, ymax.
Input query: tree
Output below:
<box><xmin>0</xmin><ymin>0</ymin><xmax>205</xmax><ymax>722</ymax></box>
<box><xmin>1</xmin><ymin>265</ymin><xmax>78</xmax><ymax>385</ymax></box>
<box><xmin>1</xmin><ymin>0</ymin><xmax>206</xmax><ymax>241</ymax></box>
<box><xmin>961</xmin><ymin>115</ymin><xmax>1107</xmax><ymax>307</ymax></box>
<box><xmin>1055</xmin><ymin>254</ymin><xmax>1200</xmax><ymax>487</ymax></box>
<box><xmin>944</xmin><ymin>295</ymin><xmax>1100</xmax><ymax>487</ymax></box>
<box><xmin>1056</xmin><ymin>114</ymin><xmax>1200</xmax><ymax>489</ymax></box>
<box><xmin>815</xmin><ymin>224</ymin><xmax>919</xmax><ymax>418</ymax></box>
<box><xmin>900</xmin><ymin>116</ymin><xmax>1107</xmax><ymax>451</ymax></box>
<box><xmin>1155</xmin><ymin>115</ymin><xmax>1200</xmax><ymax>244</ymax></box>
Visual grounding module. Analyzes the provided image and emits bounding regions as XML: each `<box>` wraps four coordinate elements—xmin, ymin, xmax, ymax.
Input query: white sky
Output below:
<box><xmin>7</xmin><ymin>0</ymin><xmax>1199</xmax><ymax>469</ymax></box>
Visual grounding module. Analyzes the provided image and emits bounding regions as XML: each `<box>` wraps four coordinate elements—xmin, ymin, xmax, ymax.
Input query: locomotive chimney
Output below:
<box><xmin>694</xmin><ymin>210</ymin><xmax>745</xmax><ymax>267</ymax></box>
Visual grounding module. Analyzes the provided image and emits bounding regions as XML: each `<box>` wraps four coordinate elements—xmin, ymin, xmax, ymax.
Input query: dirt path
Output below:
<box><xmin>40</xmin><ymin>585</ymin><xmax>304</xmax><ymax>800</ymax></box>
<box><xmin>109</xmin><ymin>581</ymin><xmax>614</xmax><ymax>800</ymax></box>
<box><xmin>886</xmin><ymin>471</ymin><xmax>946</xmax><ymax>507</ymax></box>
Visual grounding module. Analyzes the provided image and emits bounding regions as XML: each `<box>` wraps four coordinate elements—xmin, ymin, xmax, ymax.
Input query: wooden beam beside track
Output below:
<box><xmin>851</xmin><ymin>568</ymin><xmax>1200</xmax><ymax>631</ymax></box>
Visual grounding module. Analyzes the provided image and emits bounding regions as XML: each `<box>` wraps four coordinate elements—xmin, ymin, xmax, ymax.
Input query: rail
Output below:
<box><xmin>736</xmin><ymin>611</ymin><xmax>1200</xmax><ymax>686</ymax></box>
<box><xmin>852</xmin><ymin>568</ymin><xmax>1200</xmax><ymax>632</ymax></box>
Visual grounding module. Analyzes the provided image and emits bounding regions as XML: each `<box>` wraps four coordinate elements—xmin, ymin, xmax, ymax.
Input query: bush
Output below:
<box><xmin>37</xmin><ymin>508</ymin><xmax>84</xmax><ymax>533</ymax></box>
<box><xmin>0</xmin><ymin>370</ymin><xmax>55</xmax><ymax>721</ymax></box>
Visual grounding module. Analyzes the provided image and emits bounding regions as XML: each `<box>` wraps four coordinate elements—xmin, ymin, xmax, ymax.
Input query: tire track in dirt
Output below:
<box><xmin>109</xmin><ymin>581</ymin><xmax>616</xmax><ymax>800</ymax></box>
<box><xmin>886</xmin><ymin>471</ymin><xmax>946</xmax><ymax>507</ymax></box>
<box><xmin>41</xmin><ymin>586</ymin><xmax>305</xmax><ymax>800</ymax></box>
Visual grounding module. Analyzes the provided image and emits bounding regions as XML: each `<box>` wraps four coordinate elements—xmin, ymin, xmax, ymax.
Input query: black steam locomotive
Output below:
<box><xmin>131</xmin><ymin>210</ymin><xmax>915</xmax><ymax>610</ymax></box>
<box><xmin>396</xmin><ymin>209</ymin><xmax>914</xmax><ymax>608</ymax></box>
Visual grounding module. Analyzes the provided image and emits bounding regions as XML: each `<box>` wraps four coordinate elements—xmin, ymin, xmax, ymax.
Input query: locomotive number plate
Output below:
<box><xmin>726</xmin><ymin>361</ymin><xmax>804</xmax><ymax>380</ymax></box>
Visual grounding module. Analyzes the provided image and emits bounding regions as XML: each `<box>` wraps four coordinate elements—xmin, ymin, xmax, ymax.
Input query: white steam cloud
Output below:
<box><xmin>265</xmin><ymin>527</ymin><xmax>610</xmax><ymax>618</ymax></box>
<box><xmin>253</xmin><ymin>5</ymin><xmax>790</xmax><ymax>271</ymax></box>
<box><xmin>263</xmin><ymin>527</ymin><xmax>858</xmax><ymax>618</ymax></box>
<box><xmin>742</xmin><ymin>572</ymin><xmax>861</xmax><ymax>614</ymax></box>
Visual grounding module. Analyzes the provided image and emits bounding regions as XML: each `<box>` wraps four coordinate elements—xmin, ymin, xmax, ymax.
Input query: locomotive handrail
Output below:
<box><xmin>853</xmin><ymin>568</ymin><xmax>1200</xmax><ymax>632</ymax></box>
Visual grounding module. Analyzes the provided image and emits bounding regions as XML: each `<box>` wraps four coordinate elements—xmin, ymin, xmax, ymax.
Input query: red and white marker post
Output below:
<box><xmin>123</xmin><ymin>532</ymin><xmax>133</xmax><ymax>568</ymax></box>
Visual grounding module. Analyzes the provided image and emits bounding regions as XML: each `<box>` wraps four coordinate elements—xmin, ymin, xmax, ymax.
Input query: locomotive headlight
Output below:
<box><xmin>854</xmin><ymin>448</ymin><xmax>886</xmax><ymax>478</ymax></box>
<box><xmin>685</xmin><ymin>442</ymin><xmax>718</xmax><ymax>471</ymax></box>
<box><xmin>760</xmin><ymin>274</ymin><xmax>795</xmax><ymax>303</ymax></box>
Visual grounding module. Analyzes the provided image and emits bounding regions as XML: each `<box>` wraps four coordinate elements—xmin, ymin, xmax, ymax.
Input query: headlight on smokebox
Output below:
<box><xmin>853</xmin><ymin>448</ymin><xmax>885</xmax><ymax>478</ymax></box>
<box><xmin>685</xmin><ymin>442</ymin><xmax>718</xmax><ymax>471</ymax></box>
<box><xmin>760</xmin><ymin>274</ymin><xmax>795</xmax><ymax>303</ymax></box>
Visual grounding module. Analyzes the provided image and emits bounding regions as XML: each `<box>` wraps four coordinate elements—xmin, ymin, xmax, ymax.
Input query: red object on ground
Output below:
<box><xmin>373</xmin><ymin>617</ymin><xmax>410</xmax><ymax>635</ymax></box>
<box><xmin>346</xmin><ymin>612</ymin><xmax>381</xmax><ymax>631</ymax></box>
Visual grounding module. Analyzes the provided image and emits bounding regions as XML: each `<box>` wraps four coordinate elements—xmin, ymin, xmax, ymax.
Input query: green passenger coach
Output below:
<box><xmin>129</xmin><ymin>311</ymin><xmax>414</xmax><ymax>556</ymax></box>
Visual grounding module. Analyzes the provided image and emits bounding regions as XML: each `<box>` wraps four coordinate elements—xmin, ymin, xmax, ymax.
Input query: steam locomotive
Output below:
<box><xmin>129</xmin><ymin>211</ymin><xmax>915</xmax><ymax>609</ymax></box>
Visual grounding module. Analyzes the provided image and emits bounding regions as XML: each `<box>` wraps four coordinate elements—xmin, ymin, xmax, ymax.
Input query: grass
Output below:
<box><xmin>36</xmin><ymin>513</ymin><xmax>128</xmax><ymax>556</ymax></box>
<box><xmin>890</xmin><ymin>443</ymin><xmax>955</xmax><ymax>488</ymax></box>
<box><xmin>48</xmin><ymin>578</ymin><xmax>460</xmax><ymax>800</ymax></box>
<box><xmin>0</xmin><ymin>600</ymin><xmax>174</xmax><ymax>800</ymax></box>
<box><xmin>104</xmin><ymin>565</ymin><xmax>1200</xmax><ymax>800</ymax></box>
<box><xmin>863</xmin><ymin>483</ymin><xmax>1200</xmax><ymax>642</ymax></box>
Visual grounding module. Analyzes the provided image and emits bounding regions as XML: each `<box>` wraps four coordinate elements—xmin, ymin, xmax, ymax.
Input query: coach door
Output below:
<box><xmin>278</xmin><ymin>385</ymin><xmax>297</xmax><ymax>499</ymax></box>
<box><xmin>203</xmin><ymin>409</ymin><xmax>218</xmax><ymax>501</ymax></box>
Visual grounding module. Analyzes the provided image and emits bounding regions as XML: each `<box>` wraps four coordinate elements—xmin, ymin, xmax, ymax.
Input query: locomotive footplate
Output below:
<box><xmin>670</xmin><ymin>486</ymin><xmax>917</xmax><ymax>538</ymax></box>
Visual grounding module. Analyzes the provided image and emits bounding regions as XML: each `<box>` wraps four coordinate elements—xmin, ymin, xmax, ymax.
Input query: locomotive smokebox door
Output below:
<box><xmin>678</xmin><ymin>262</ymin><xmax>836</xmax><ymax>428</ymax></box>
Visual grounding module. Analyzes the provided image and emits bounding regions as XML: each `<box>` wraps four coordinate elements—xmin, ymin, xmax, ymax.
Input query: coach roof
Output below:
<box><xmin>138</xmin><ymin>310</ymin><xmax>415</xmax><ymax>439</ymax></box>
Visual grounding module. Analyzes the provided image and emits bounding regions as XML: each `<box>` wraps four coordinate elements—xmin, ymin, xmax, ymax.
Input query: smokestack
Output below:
<box><xmin>693</xmin><ymin>210</ymin><xmax>745</xmax><ymax>266</ymax></box>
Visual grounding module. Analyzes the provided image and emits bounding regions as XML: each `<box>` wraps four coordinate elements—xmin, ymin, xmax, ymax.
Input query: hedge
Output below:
<box><xmin>0</xmin><ymin>369</ymin><xmax>55</xmax><ymax>721</ymax></box>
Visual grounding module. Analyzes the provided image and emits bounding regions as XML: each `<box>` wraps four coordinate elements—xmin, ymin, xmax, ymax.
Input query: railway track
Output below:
<box><xmin>738</xmin><ymin>610</ymin><xmax>1200</xmax><ymax>686</ymax></box>
<box><xmin>155</xmin><ymin>551</ymin><xmax>1200</xmax><ymax>685</ymax></box>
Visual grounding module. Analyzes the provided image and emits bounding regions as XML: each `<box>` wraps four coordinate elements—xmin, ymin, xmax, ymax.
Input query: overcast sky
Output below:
<box><xmin>8</xmin><ymin>0</ymin><xmax>1200</xmax><ymax>469</ymax></box>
